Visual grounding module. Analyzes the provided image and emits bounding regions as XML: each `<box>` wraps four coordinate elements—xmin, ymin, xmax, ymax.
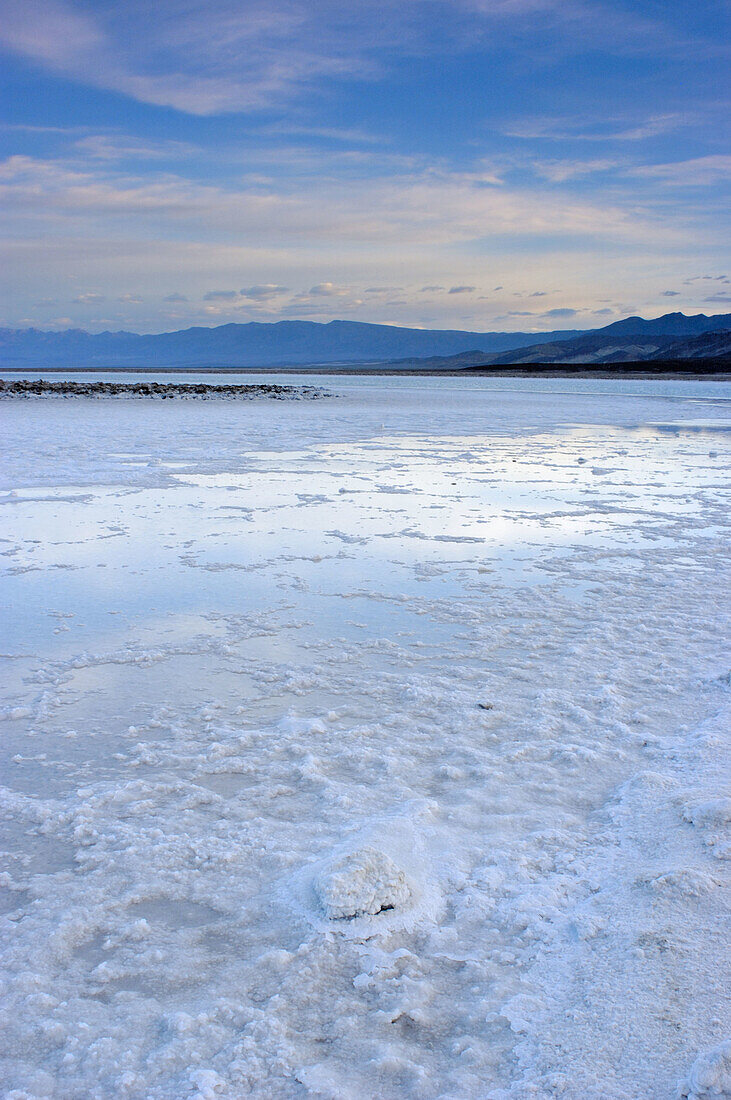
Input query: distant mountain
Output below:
<box><xmin>484</xmin><ymin>313</ymin><xmax>731</xmax><ymax>365</ymax></box>
<box><xmin>646</xmin><ymin>329</ymin><xmax>731</xmax><ymax>361</ymax></box>
<box><xmin>1</xmin><ymin>312</ymin><xmax>728</xmax><ymax>370</ymax></box>
<box><xmin>594</xmin><ymin>312</ymin><xmax>729</xmax><ymax>338</ymax></box>
<box><xmin>0</xmin><ymin>319</ymin><xmax>585</xmax><ymax>369</ymax></box>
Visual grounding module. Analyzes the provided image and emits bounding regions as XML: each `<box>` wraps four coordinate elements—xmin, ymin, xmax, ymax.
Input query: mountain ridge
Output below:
<box><xmin>483</xmin><ymin>313</ymin><xmax>731</xmax><ymax>366</ymax></box>
<box><xmin>0</xmin><ymin>319</ymin><xmax>585</xmax><ymax>368</ymax></box>
<box><xmin>0</xmin><ymin>312</ymin><xmax>728</xmax><ymax>369</ymax></box>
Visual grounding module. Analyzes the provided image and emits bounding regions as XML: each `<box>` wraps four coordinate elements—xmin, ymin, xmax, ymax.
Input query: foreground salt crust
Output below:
<box><xmin>0</xmin><ymin>380</ymin><xmax>729</xmax><ymax>1098</ymax></box>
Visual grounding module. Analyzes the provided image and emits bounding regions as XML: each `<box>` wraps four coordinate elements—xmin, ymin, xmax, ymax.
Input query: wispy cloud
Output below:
<box><xmin>0</xmin><ymin>0</ymin><xmax>103</xmax><ymax>67</ymax></box>
<box><xmin>0</xmin><ymin>153</ymin><xmax>703</xmax><ymax>257</ymax></box>
<box><xmin>0</xmin><ymin>0</ymin><xmax>445</xmax><ymax>116</ymax></box>
<box><xmin>501</xmin><ymin>112</ymin><xmax>689</xmax><ymax>143</ymax></box>
<box><xmin>1</xmin><ymin>1</ymin><xmax>720</xmax><ymax>117</ymax></box>
<box><xmin>74</xmin><ymin>134</ymin><xmax>197</xmax><ymax>162</ymax></box>
<box><xmin>262</xmin><ymin>124</ymin><xmax>388</xmax><ymax>146</ymax></box>
<box><xmin>533</xmin><ymin>158</ymin><xmax>619</xmax><ymax>182</ymax></box>
<box><xmin>0</xmin><ymin>0</ymin><xmax>376</xmax><ymax>114</ymax></box>
<box><xmin>629</xmin><ymin>156</ymin><xmax>731</xmax><ymax>186</ymax></box>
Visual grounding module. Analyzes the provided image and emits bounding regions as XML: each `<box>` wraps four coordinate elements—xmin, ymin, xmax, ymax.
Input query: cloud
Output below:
<box><xmin>264</xmin><ymin>124</ymin><xmax>387</xmax><ymax>146</ymax></box>
<box><xmin>0</xmin><ymin>0</ymin><xmax>381</xmax><ymax>115</ymax></box>
<box><xmin>534</xmin><ymin>157</ymin><xmax>619</xmax><ymax>182</ymax></box>
<box><xmin>660</xmin><ymin>290</ymin><xmax>680</xmax><ymax>297</ymax></box>
<box><xmin>542</xmin><ymin>307</ymin><xmax>578</xmax><ymax>317</ymax></box>
<box><xmin>73</xmin><ymin>292</ymin><xmax>105</xmax><ymax>303</ymax></box>
<box><xmin>1</xmin><ymin>109</ymin><xmax>726</xmax><ymax>335</ymax></box>
<box><xmin>0</xmin><ymin>148</ymin><xmax>705</xmax><ymax>259</ymax></box>
<box><xmin>529</xmin><ymin>291</ymin><xmax>547</xmax><ymax>297</ymax></box>
<box><xmin>163</xmin><ymin>293</ymin><xmax>188</xmax><ymax>302</ymax></box>
<box><xmin>74</xmin><ymin>134</ymin><xmax>196</xmax><ymax>162</ymax></box>
<box><xmin>629</xmin><ymin>156</ymin><xmax>731</xmax><ymax>186</ymax></box>
<box><xmin>305</xmin><ymin>282</ymin><xmax>349</xmax><ymax>297</ymax></box>
<box><xmin>502</xmin><ymin>112</ymin><xmax>687</xmax><ymax>143</ymax></box>
<box><xmin>592</xmin><ymin>308</ymin><xmax>613</xmax><ymax>315</ymax></box>
<box><xmin>0</xmin><ymin>0</ymin><xmax>103</xmax><ymax>68</ymax></box>
<box><xmin>610</xmin><ymin>116</ymin><xmax>692</xmax><ymax>141</ymax></box>
<box><xmin>454</xmin><ymin>0</ymin><xmax>694</xmax><ymax>62</ymax></box>
<box><xmin>239</xmin><ymin>284</ymin><xmax>289</xmax><ymax>299</ymax></box>
<box><xmin>704</xmin><ymin>294</ymin><xmax>731</xmax><ymax>303</ymax></box>
<box><xmin>0</xmin><ymin>151</ymin><xmax>713</xmax><ymax>338</ymax></box>
<box><xmin>117</xmin><ymin>293</ymin><xmax>143</xmax><ymax>303</ymax></box>
<box><xmin>0</xmin><ymin>0</ymin><xmax>709</xmax><ymax>120</ymax></box>
<box><xmin>448</xmin><ymin>285</ymin><xmax>476</xmax><ymax>294</ymax></box>
<box><xmin>0</xmin><ymin>122</ymin><xmax>90</xmax><ymax>136</ymax></box>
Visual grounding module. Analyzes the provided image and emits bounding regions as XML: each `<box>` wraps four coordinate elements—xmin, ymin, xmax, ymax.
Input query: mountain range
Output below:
<box><xmin>0</xmin><ymin>312</ymin><xmax>728</xmax><ymax>370</ymax></box>
<box><xmin>0</xmin><ymin>319</ymin><xmax>584</xmax><ymax>369</ymax></box>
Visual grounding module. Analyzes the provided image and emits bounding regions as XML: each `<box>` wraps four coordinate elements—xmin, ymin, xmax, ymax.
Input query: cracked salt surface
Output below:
<box><xmin>0</xmin><ymin>376</ymin><xmax>729</xmax><ymax>1098</ymax></box>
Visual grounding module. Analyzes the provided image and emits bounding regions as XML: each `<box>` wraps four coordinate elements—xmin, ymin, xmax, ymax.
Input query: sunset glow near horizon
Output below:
<box><xmin>0</xmin><ymin>0</ymin><xmax>729</xmax><ymax>334</ymax></box>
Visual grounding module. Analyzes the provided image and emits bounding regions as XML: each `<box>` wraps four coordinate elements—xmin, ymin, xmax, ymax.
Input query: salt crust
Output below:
<box><xmin>0</xmin><ymin>384</ymin><xmax>729</xmax><ymax>1098</ymax></box>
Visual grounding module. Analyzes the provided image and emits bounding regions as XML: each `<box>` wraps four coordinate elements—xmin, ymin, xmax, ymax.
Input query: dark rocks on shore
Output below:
<box><xmin>0</xmin><ymin>379</ymin><xmax>328</xmax><ymax>400</ymax></box>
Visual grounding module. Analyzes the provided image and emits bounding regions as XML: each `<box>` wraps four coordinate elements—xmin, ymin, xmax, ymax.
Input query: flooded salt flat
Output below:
<box><xmin>0</xmin><ymin>378</ymin><xmax>729</xmax><ymax>1099</ymax></box>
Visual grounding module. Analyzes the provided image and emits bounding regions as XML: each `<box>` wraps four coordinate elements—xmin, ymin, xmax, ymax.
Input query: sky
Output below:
<box><xmin>0</xmin><ymin>0</ymin><xmax>729</xmax><ymax>335</ymax></box>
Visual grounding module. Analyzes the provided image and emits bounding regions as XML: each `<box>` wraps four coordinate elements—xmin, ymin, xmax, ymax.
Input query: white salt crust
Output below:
<box><xmin>0</xmin><ymin>376</ymin><xmax>729</xmax><ymax>1098</ymax></box>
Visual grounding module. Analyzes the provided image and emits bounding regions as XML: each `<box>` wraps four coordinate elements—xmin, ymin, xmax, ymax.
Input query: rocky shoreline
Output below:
<box><xmin>0</xmin><ymin>379</ymin><xmax>328</xmax><ymax>400</ymax></box>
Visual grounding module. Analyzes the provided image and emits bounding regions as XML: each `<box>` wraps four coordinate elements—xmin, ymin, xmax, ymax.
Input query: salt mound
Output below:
<box><xmin>678</xmin><ymin>1040</ymin><xmax>731</xmax><ymax>1100</ymax></box>
<box><xmin>315</xmin><ymin>846</ymin><xmax>413</xmax><ymax>920</ymax></box>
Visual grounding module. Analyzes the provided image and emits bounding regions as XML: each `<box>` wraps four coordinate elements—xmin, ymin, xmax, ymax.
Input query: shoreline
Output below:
<box><xmin>0</xmin><ymin>359</ymin><xmax>728</xmax><ymax>381</ymax></box>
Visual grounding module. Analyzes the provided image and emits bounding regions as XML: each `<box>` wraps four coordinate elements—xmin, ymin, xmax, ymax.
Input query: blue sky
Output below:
<box><xmin>0</xmin><ymin>0</ymin><xmax>729</xmax><ymax>333</ymax></box>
